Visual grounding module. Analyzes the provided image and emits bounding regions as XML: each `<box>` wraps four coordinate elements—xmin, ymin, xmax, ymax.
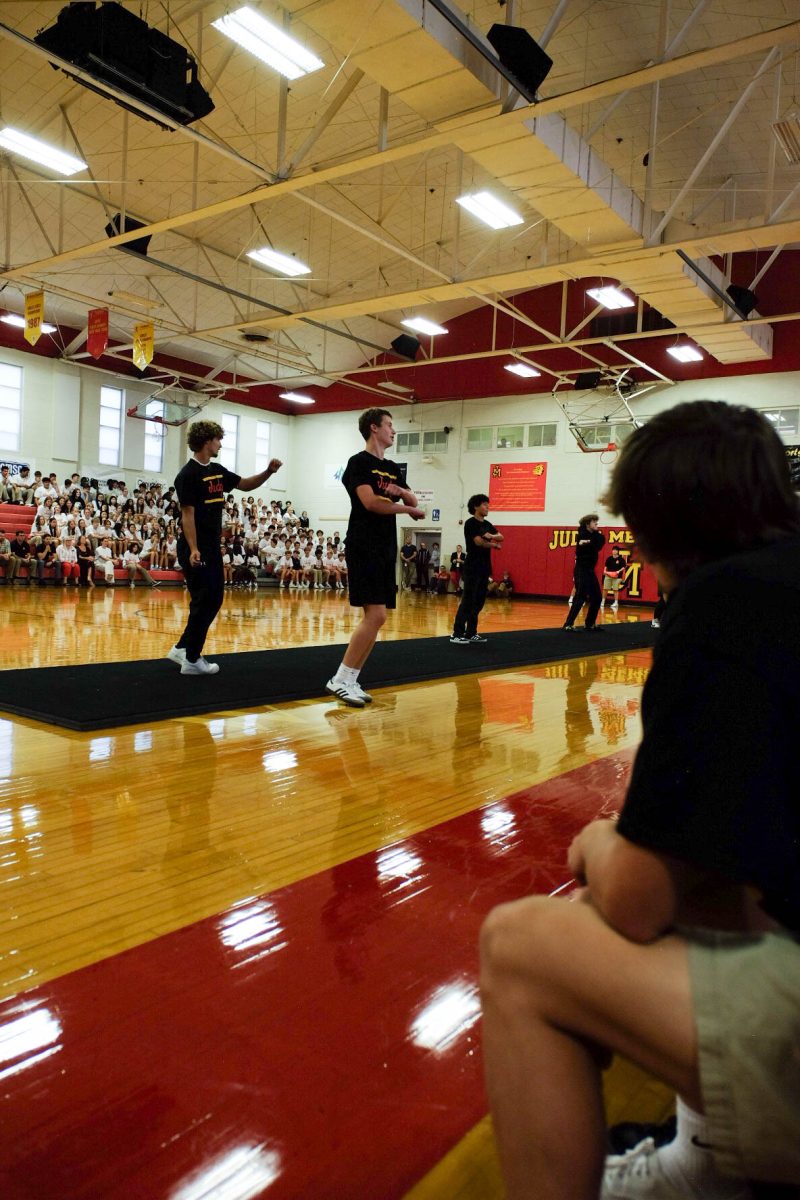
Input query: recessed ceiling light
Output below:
<box><xmin>279</xmin><ymin>392</ymin><xmax>314</xmax><ymax>404</ymax></box>
<box><xmin>378</xmin><ymin>381</ymin><xmax>415</xmax><ymax>394</ymax></box>
<box><xmin>0</xmin><ymin>127</ymin><xmax>87</xmax><ymax>176</ymax></box>
<box><xmin>401</xmin><ymin>317</ymin><xmax>448</xmax><ymax>336</ymax></box>
<box><xmin>586</xmin><ymin>285</ymin><xmax>635</xmax><ymax>310</ymax></box>
<box><xmin>504</xmin><ymin>362</ymin><xmax>541</xmax><ymax>378</ymax></box>
<box><xmin>247</xmin><ymin>247</ymin><xmax>311</xmax><ymax>276</ymax></box>
<box><xmin>456</xmin><ymin>191</ymin><xmax>524</xmax><ymax>230</ymax></box>
<box><xmin>1</xmin><ymin>313</ymin><xmax>57</xmax><ymax>333</ymax></box>
<box><xmin>666</xmin><ymin>344</ymin><xmax>703</xmax><ymax>363</ymax></box>
<box><xmin>212</xmin><ymin>6</ymin><xmax>324</xmax><ymax>79</ymax></box>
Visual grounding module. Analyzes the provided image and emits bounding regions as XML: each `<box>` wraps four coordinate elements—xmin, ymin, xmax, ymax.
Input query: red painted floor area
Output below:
<box><xmin>0</xmin><ymin>752</ymin><xmax>633</xmax><ymax>1200</ymax></box>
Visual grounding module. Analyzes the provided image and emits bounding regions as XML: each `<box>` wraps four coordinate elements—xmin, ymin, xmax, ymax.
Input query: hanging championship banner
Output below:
<box><xmin>87</xmin><ymin>308</ymin><xmax>109</xmax><ymax>359</ymax></box>
<box><xmin>132</xmin><ymin>321</ymin><xmax>154</xmax><ymax>370</ymax></box>
<box><xmin>24</xmin><ymin>292</ymin><xmax>45</xmax><ymax>346</ymax></box>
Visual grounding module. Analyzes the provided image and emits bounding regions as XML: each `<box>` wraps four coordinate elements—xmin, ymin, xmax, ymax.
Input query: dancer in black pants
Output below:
<box><xmin>169</xmin><ymin>420</ymin><xmax>282</xmax><ymax>675</ymax></box>
<box><xmin>563</xmin><ymin>513</ymin><xmax>606</xmax><ymax>632</ymax></box>
<box><xmin>451</xmin><ymin>494</ymin><xmax>504</xmax><ymax>644</ymax></box>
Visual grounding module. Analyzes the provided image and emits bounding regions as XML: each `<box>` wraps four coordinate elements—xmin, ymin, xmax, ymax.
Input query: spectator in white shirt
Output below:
<box><xmin>56</xmin><ymin>536</ymin><xmax>80</xmax><ymax>586</ymax></box>
<box><xmin>277</xmin><ymin>552</ymin><xmax>295</xmax><ymax>589</ymax></box>
<box><xmin>123</xmin><ymin>541</ymin><xmax>157</xmax><ymax>588</ymax></box>
<box><xmin>94</xmin><ymin>537</ymin><xmax>117</xmax><ymax>586</ymax></box>
<box><xmin>11</xmin><ymin>467</ymin><xmax>35</xmax><ymax>505</ymax></box>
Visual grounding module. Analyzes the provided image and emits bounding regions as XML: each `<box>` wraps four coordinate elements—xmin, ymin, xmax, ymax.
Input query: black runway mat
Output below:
<box><xmin>1</xmin><ymin>621</ymin><xmax>656</xmax><ymax>731</ymax></box>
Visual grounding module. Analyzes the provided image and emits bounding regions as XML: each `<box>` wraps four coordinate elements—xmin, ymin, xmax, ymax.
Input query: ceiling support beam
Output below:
<box><xmin>749</xmin><ymin>245</ymin><xmax>783</xmax><ymax>291</ymax></box>
<box><xmin>5</xmin><ymin>19</ymin><xmax>800</xmax><ymax>281</ymax></box>
<box><xmin>646</xmin><ymin>46</ymin><xmax>782</xmax><ymax>246</ymax></box>
<box><xmin>281</xmin><ymin>69</ymin><xmax>365</xmax><ymax>179</ymax></box>
<box><xmin>687</xmin><ymin>176</ymin><xmax>734</xmax><ymax>223</ymax></box>
<box><xmin>585</xmin><ymin>0</ymin><xmax>712</xmax><ymax>140</ymax></box>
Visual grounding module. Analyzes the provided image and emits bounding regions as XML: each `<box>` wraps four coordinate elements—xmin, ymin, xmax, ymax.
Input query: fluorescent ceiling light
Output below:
<box><xmin>1</xmin><ymin>313</ymin><xmax>57</xmax><ymax>334</ymax></box>
<box><xmin>280</xmin><ymin>392</ymin><xmax>314</xmax><ymax>404</ymax></box>
<box><xmin>247</xmin><ymin>247</ymin><xmax>311</xmax><ymax>276</ymax></box>
<box><xmin>378</xmin><ymin>381</ymin><xmax>415</xmax><ymax>394</ymax></box>
<box><xmin>456</xmin><ymin>191</ymin><xmax>523</xmax><ymax>230</ymax></box>
<box><xmin>401</xmin><ymin>317</ymin><xmax>448</xmax><ymax>336</ymax></box>
<box><xmin>212</xmin><ymin>7</ymin><xmax>323</xmax><ymax>79</ymax></box>
<box><xmin>505</xmin><ymin>362</ymin><xmax>540</xmax><ymax>378</ymax></box>
<box><xmin>586</xmin><ymin>286</ymin><xmax>635</xmax><ymax>310</ymax></box>
<box><xmin>666</xmin><ymin>344</ymin><xmax>703</xmax><ymax>363</ymax></box>
<box><xmin>0</xmin><ymin>127</ymin><xmax>87</xmax><ymax>176</ymax></box>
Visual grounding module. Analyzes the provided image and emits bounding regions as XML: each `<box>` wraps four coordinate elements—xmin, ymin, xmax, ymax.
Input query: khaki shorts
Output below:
<box><xmin>603</xmin><ymin>575</ymin><xmax>623</xmax><ymax>592</ymax></box>
<box><xmin>688</xmin><ymin>927</ymin><xmax>800</xmax><ymax>1185</ymax></box>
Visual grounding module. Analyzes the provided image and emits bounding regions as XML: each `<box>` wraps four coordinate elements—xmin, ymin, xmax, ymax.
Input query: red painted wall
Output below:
<box><xmin>489</xmin><ymin>525</ymin><xmax>660</xmax><ymax>602</ymax></box>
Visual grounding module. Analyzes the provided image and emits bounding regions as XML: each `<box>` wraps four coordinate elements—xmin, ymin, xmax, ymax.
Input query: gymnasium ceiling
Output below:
<box><xmin>1</xmin><ymin>0</ymin><xmax>800</xmax><ymax>416</ymax></box>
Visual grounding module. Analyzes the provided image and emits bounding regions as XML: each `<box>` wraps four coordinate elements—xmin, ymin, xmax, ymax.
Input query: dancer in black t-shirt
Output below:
<box><xmin>451</xmin><ymin>495</ymin><xmax>504</xmax><ymax>644</ymax></box>
<box><xmin>169</xmin><ymin>420</ymin><xmax>282</xmax><ymax>675</ymax></box>
<box><xmin>563</xmin><ymin>513</ymin><xmax>606</xmax><ymax>631</ymax></box>
<box><xmin>326</xmin><ymin>408</ymin><xmax>424</xmax><ymax>707</ymax></box>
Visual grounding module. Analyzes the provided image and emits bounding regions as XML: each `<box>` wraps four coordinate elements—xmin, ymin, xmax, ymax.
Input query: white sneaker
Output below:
<box><xmin>651</xmin><ymin>618</ymin><xmax>660</xmax><ymax>628</ymax></box>
<box><xmin>167</xmin><ymin>645</ymin><xmax>186</xmax><ymax>665</ymax></box>
<box><xmin>450</xmin><ymin>635</ymin><xmax>470</xmax><ymax>644</ymax></box>
<box><xmin>353</xmin><ymin>682</ymin><xmax>373</xmax><ymax>704</ymax></box>
<box><xmin>181</xmin><ymin>656</ymin><xmax>220</xmax><ymax>675</ymax></box>
<box><xmin>611</xmin><ymin>602</ymin><xmax>618</xmax><ymax>611</ymax></box>
<box><xmin>325</xmin><ymin>677</ymin><xmax>365</xmax><ymax>708</ymax></box>
<box><xmin>601</xmin><ymin>1138</ymin><xmax>752</xmax><ymax>1200</ymax></box>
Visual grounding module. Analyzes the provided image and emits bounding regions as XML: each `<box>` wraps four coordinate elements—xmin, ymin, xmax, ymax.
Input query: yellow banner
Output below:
<box><xmin>24</xmin><ymin>292</ymin><xmax>45</xmax><ymax>346</ymax></box>
<box><xmin>132</xmin><ymin>321</ymin><xmax>154</xmax><ymax>371</ymax></box>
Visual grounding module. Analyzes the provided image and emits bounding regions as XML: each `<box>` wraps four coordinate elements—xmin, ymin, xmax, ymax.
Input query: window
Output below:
<box><xmin>422</xmin><ymin>429</ymin><xmax>448</xmax><ymax>453</ymax></box>
<box><xmin>255</xmin><ymin>420</ymin><xmax>271</xmax><ymax>471</ymax></box>
<box><xmin>143</xmin><ymin>399</ymin><xmax>165</xmax><ymax>473</ymax></box>
<box><xmin>219</xmin><ymin>412</ymin><xmax>238</xmax><ymax>472</ymax></box>
<box><xmin>99</xmin><ymin>385</ymin><xmax>123</xmax><ymax>466</ymax></box>
<box><xmin>527</xmin><ymin>422</ymin><xmax>557</xmax><ymax>447</ymax></box>
<box><xmin>497</xmin><ymin>424</ymin><xmax>525</xmax><ymax>449</ymax></box>
<box><xmin>576</xmin><ymin>422</ymin><xmax>637</xmax><ymax>448</ymax></box>
<box><xmin>395</xmin><ymin>431</ymin><xmax>420</xmax><ymax>453</ymax></box>
<box><xmin>0</xmin><ymin>363</ymin><xmax>22</xmax><ymax>452</ymax></box>
<box><xmin>765</xmin><ymin>408</ymin><xmax>799</xmax><ymax>437</ymax></box>
<box><xmin>466</xmin><ymin>427</ymin><xmax>492</xmax><ymax>451</ymax></box>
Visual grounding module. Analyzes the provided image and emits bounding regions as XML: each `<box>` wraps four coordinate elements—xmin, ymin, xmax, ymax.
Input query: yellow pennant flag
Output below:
<box><xmin>24</xmin><ymin>292</ymin><xmax>45</xmax><ymax>346</ymax></box>
<box><xmin>132</xmin><ymin>321</ymin><xmax>154</xmax><ymax>371</ymax></box>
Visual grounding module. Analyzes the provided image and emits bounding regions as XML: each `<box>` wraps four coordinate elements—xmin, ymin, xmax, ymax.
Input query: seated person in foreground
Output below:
<box><xmin>480</xmin><ymin>401</ymin><xmax>800</xmax><ymax>1200</ymax></box>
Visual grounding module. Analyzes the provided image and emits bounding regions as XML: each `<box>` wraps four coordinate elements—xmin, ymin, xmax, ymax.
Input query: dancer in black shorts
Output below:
<box><xmin>326</xmin><ymin>408</ymin><xmax>424</xmax><ymax>707</ymax></box>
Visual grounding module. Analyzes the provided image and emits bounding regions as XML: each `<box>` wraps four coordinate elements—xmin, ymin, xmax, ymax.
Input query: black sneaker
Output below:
<box><xmin>563</xmin><ymin>624</ymin><xmax>575</xmax><ymax>632</ymax></box>
<box><xmin>469</xmin><ymin>634</ymin><xmax>488</xmax><ymax>643</ymax></box>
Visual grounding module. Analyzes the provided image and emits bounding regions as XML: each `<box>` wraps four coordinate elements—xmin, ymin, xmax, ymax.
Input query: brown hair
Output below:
<box><xmin>578</xmin><ymin>513</ymin><xmax>599</xmax><ymax>527</ymax></box>
<box><xmin>187</xmin><ymin>420</ymin><xmax>225</xmax><ymax>452</ymax></box>
<box><xmin>603</xmin><ymin>400</ymin><xmax>800</xmax><ymax>579</ymax></box>
<box><xmin>358</xmin><ymin>408</ymin><xmax>391</xmax><ymax>441</ymax></box>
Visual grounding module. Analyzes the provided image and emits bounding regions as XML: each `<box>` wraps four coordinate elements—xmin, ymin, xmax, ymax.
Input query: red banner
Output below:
<box><xmin>87</xmin><ymin>308</ymin><xmax>109</xmax><ymax>359</ymax></box>
<box><xmin>490</xmin><ymin>525</ymin><xmax>660</xmax><ymax>602</ymax></box>
<box><xmin>489</xmin><ymin>461</ymin><xmax>547</xmax><ymax>511</ymax></box>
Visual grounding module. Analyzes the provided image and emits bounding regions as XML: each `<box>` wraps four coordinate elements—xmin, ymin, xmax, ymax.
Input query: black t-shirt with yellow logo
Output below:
<box><xmin>175</xmin><ymin>458</ymin><xmax>241</xmax><ymax>552</ymax></box>
<box><xmin>342</xmin><ymin>450</ymin><xmax>403</xmax><ymax>562</ymax></box>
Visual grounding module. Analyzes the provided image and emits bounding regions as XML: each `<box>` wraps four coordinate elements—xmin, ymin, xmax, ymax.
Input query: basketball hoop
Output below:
<box><xmin>599</xmin><ymin>441</ymin><xmax>618</xmax><ymax>465</ymax></box>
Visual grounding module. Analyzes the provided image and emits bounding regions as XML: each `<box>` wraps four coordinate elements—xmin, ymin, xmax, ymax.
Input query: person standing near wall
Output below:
<box><xmin>169</xmin><ymin>420</ymin><xmax>282</xmax><ymax>676</ymax></box>
<box><xmin>399</xmin><ymin>534</ymin><xmax>417</xmax><ymax>590</ymax></box>
<box><xmin>563</xmin><ymin>514</ymin><xmax>606</xmax><ymax>632</ymax></box>
<box><xmin>326</xmin><ymin>408</ymin><xmax>425</xmax><ymax>707</ymax></box>
<box><xmin>450</xmin><ymin>494</ymin><xmax>504</xmax><ymax>644</ymax></box>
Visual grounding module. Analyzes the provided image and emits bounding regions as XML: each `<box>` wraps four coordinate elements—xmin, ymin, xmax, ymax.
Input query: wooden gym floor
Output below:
<box><xmin>0</xmin><ymin>585</ymin><xmax>669</xmax><ymax>1199</ymax></box>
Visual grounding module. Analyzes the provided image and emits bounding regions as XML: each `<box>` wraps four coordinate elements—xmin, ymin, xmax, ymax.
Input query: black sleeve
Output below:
<box><xmin>222</xmin><ymin>466</ymin><xmax>242</xmax><ymax>492</ymax></box>
<box><xmin>484</xmin><ymin>520</ymin><xmax>498</xmax><ymax>536</ymax></box>
<box><xmin>464</xmin><ymin>517</ymin><xmax>480</xmax><ymax>546</ymax></box>
<box><xmin>176</xmin><ymin>469</ymin><xmax>200</xmax><ymax>509</ymax></box>
<box><xmin>618</xmin><ymin>625</ymin><xmax>786</xmax><ymax>887</ymax></box>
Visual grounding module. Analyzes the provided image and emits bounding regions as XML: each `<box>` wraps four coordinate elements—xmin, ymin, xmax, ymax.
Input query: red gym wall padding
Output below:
<box><xmin>490</xmin><ymin>525</ymin><xmax>660</xmax><ymax>602</ymax></box>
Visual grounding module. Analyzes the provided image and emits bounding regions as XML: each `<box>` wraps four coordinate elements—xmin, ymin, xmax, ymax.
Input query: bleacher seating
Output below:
<box><xmin>0</xmin><ymin>503</ymin><xmax>184</xmax><ymax>585</ymax></box>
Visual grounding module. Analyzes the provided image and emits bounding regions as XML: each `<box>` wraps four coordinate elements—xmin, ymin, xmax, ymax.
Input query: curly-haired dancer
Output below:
<box><xmin>168</xmin><ymin>420</ymin><xmax>282</xmax><ymax>675</ymax></box>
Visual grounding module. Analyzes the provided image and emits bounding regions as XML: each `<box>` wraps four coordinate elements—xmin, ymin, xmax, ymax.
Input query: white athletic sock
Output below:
<box><xmin>657</xmin><ymin>1098</ymin><xmax>746</xmax><ymax>1198</ymax></box>
<box><xmin>333</xmin><ymin>663</ymin><xmax>358</xmax><ymax>685</ymax></box>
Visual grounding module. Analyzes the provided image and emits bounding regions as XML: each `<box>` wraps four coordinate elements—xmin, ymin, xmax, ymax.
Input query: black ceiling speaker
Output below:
<box><xmin>575</xmin><ymin>371</ymin><xmax>601</xmax><ymax>390</ymax></box>
<box><xmin>35</xmin><ymin>3</ymin><xmax>214</xmax><ymax>129</ymax></box>
<box><xmin>104</xmin><ymin>214</ymin><xmax>151</xmax><ymax>257</ymax></box>
<box><xmin>726</xmin><ymin>285</ymin><xmax>758</xmax><ymax>318</ymax></box>
<box><xmin>486</xmin><ymin>24</ymin><xmax>553</xmax><ymax>102</ymax></box>
<box><xmin>390</xmin><ymin>334</ymin><xmax>421</xmax><ymax>362</ymax></box>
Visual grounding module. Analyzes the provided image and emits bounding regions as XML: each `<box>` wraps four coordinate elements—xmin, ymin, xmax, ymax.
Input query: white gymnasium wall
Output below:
<box><xmin>0</xmin><ymin>348</ymin><xmax>290</xmax><ymax>502</ymax></box>
<box><xmin>2</xmin><ymin>345</ymin><xmax>798</xmax><ymax>543</ymax></box>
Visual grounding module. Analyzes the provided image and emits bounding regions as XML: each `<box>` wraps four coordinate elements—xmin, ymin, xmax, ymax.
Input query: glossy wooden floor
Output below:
<box><xmin>0</xmin><ymin>584</ymin><xmax>667</xmax><ymax>1198</ymax></box>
